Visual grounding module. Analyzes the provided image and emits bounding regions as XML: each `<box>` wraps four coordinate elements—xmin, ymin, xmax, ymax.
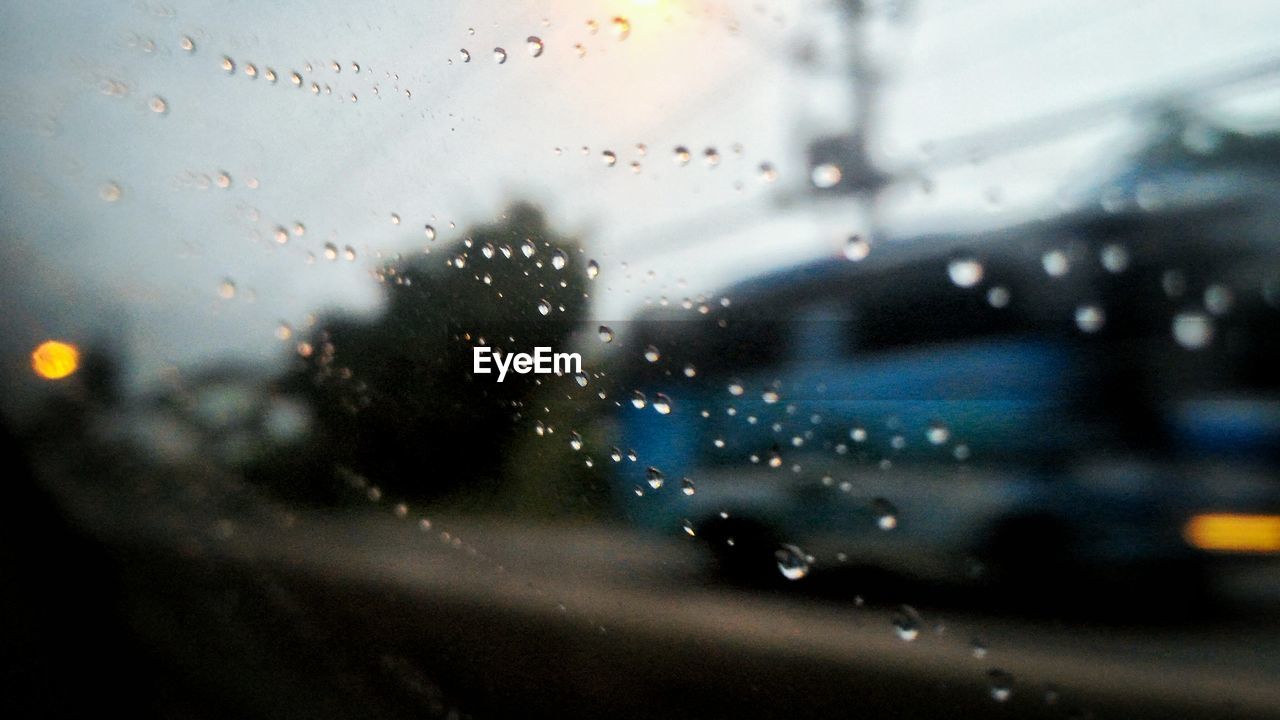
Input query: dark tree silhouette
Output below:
<box><xmin>269</xmin><ymin>203</ymin><xmax>591</xmax><ymax>504</ymax></box>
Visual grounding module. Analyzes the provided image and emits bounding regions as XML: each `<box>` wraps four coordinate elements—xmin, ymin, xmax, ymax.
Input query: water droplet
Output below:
<box><xmin>947</xmin><ymin>258</ymin><xmax>984</xmax><ymax>288</ymax></box>
<box><xmin>1100</xmin><ymin>243</ymin><xmax>1129</xmax><ymax>273</ymax></box>
<box><xmin>493</xmin><ymin>47</ymin><xmax>507</xmax><ymax>64</ymax></box>
<box><xmin>609</xmin><ymin>447</ymin><xmax>623</xmax><ymax>462</ymax></box>
<box><xmin>844</xmin><ymin>235</ymin><xmax>870</xmax><ymax>262</ymax></box>
<box><xmin>273</xmin><ymin>226</ymin><xmax>289</xmax><ymax>244</ymax></box>
<box><xmin>682</xmin><ymin>518</ymin><xmax>696</xmax><ymax>536</ymax></box>
<box><xmin>1075</xmin><ymin>304</ymin><xmax>1105</xmax><ymax>333</ymax></box>
<box><xmin>218</xmin><ymin>278</ymin><xmax>237</xmax><ymax>299</ymax></box>
<box><xmin>673</xmin><ymin>146</ymin><xmax>691</xmax><ymax>166</ymax></box>
<box><xmin>459</xmin><ymin>48</ymin><xmax>471</xmax><ymax>63</ymax></box>
<box><xmin>537</xmin><ymin>299</ymin><xmax>552</xmax><ymax>316</ymax></box>
<box><xmin>323</xmin><ymin>242</ymin><xmax>338</xmax><ymax>260</ymax></box>
<box><xmin>761</xmin><ymin>389</ymin><xmax>780</xmax><ymax>404</ymax></box>
<box><xmin>602</xmin><ymin>150</ymin><xmax>617</xmax><ymax>167</ymax></box>
<box><xmin>179</xmin><ymin>35</ymin><xmax>195</xmax><ymax>53</ymax></box>
<box><xmin>221</xmin><ymin>56</ymin><xmax>235</xmax><ymax>73</ymax></box>
<box><xmin>1205</xmin><ymin>284</ymin><xmax>1233</xmax><ymax>315</ymax></box>
<box><xmin>758</xmin><ymin>162</ymin><xmax>778</xmax><ymax>182</ymax></box>
<box><xmin>290</xmin><ymin>71</ymin><xmax>302</xmax><ymax>86</ymax></box>
<box><xmin>99</xmin><ymin>182</ymin><xmax>122</xmax><ymax>202</ymax></box>
<box><xmin>987</xmin><ymin>285</ymin><xmax>1010</xmax><ymax>308</ymax></box>
<box><xmin>645</xmin><ymin>467</ymin><xmax>664</xmax><ymax>489</ymax></box>
<box><xmin>643</xmin><ymin>345</ymin><xmax>660</xmax><ymax>363</ymax></box>
<box><xmin>681</xmin><ymin>477</ymin><xmax>695</xmax><ymax>495</ymax></box>
<box><xmin>343</xmin><ymin>245</ymin><xmax>356</xmax><ymax>261</ymax></box>
<box><xmin>551</xmin><ymin>249</ymin><xmax>567</xmax><ymax>270</ymax></box>
<box><xmin>926</xmin><ymin>421</ymin><xmax>950</xmax><ymax>445</ymax></box>
<box><xmin>149</xmin><ymin>96</ymin><xmax>168</xmax><ymax>114</ymax></box>
<box><xmin>653</xmin><ymin>393</ymin><xmax>672</xmax><ymax>415</ymax></box>
<box><xmin>703</xmin><ymin>148</ymin><xmax>720</xmax><ymax>166</ymax></box>
<box><xmin>892</xmin><ymin>606</ymin><xmax>922</xmax><ymax>641</ymax></box>
<box><xmin>424</xmin><ymin>225</ymin><xmax>436</xmax><ymax>240</ymax></box>
<box><xmin>573</xmin><ymin>43</ymin><xmax>586</xmax><ymax>58</ymax></box>
<box><xmin>244</xmin><ymin>63</ymin><xmax>258</xmax><ymax>78</ymax></box>
<box><xmin>872</xmin><ymin>498</ymin><xmax>899</xmax><ymax>530</ymax></box>
<box><xmin>521</xmin><ymin>240</ymin><xmax>536</xmax><ymax>258</ymax></box>
<box><xmin>811</xmin><ymin>163</ymin><xmax>842</xmax><ymax>188</ymax></box>
<box><xmin>767</xmin><ymin>450</ymin><xmax>783</xmax><ymax>468</ymax></box>
<box><xmin>390</xmin><ymin>213</ymin><xmax>401</xmax><ymax>225</ymax></box>
<box><xmin>727</xmin><ymin>381</ymin><xmax>744</xmax><ymax>396</ymax></box>
<box><xmin>1172</xmin><ymin>311</ymin><xmax>1213</xmax><ymax>349</ymax></box>
<box><xmin>775</xmin><ymin>544</ymin><xmax>811</xmax><ymax>580</ymax></box>
<box><xmin>971</xmin><ymin>638</ymin><xmax>988</xmax><ymax>659</ymax></box>
<box><xmin>1042</xmin><ymin>249</ymin><xmax>1070</xmax><ymax>277</ymax></box>
<box><xmin>586</xmin><ymin>260</ymin><xmax>600</xmax><ymax>279</ymax></box>
<box><xmin>526</xmin><ymin>36</ymin><xmax>544</xmax><ymax>57</ymax></box>
<box><xmin>611</xmin><ymin>16</ymin><xmax>631</xmax><ymax>40</ymax></box>
<box><xmin>630</xmin><ymin>391</ymin><xmax>647</xmax><ymax>409</ymax></box>
<box><xmin>569</xmin><ymin>431</ymin><xmax>583</xmax><ymax>451</ymax></box>
<box><xmin>598</xmin><ymin>326</ymin><xmax>614</xmax><ymax>343</ymax></box>
<box><xmin>683</xmin><ymin>364</ymin><xmax>697</xmax><ymax>378</ymax></box>
<box><xmin>850</xmin><ymin>426</ymin><xmax>867</xmax><ymax>442</ymax></box>
<box><xmin>987</xmin><ymin>669</ymin><xmax>1014</xmax><ymax>703</ymax></box>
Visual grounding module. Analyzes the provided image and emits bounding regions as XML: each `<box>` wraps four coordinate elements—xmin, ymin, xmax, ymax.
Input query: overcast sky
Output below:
<box><xmin>3</xmin><ymin>0</ymin><xmax>1280</xmax><ymax>411</ymax></box>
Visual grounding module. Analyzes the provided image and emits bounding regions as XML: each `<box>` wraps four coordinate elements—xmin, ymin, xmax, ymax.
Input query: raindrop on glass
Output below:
<box><xmin>947</xmin><ymin>258</ymin><xmax>984</xmax><ymax>288</ymax></box>
<box><xmin>1172</xmin><ymin>311</ymin><xmax>1213</xmax><ymax>349</ymax></box>
<box><xmin>872</xmin><ymin>498</ymin><xmax>899</xmax><ymax>530</ymax></box>
<box><xmin>844</xmin><ymin>235</ymin><xmax>870</xmax><ymax>262</ymax></box>
<box><xmin>1100</xmin><ymin>243</ymin><xmax>1129</xmax><ymax>273</ymax></box>
<box><xmin>1042</xmin><ymin>249</ymin><xmax>1070</xmax><ymax>277</ymax></box>
<box><xmin>653</xmin><ymin>393</ymin><xmax>672</xmax><ymax>415</ymax></box>
<box><xmin>811</xmin><ymin>163</ymin><xmax>842</xmax><ymax>188</ymax></box>
<box><xmin>892</xmin><ymin>606</ymin><xmax>922</xmax><ymax>641</ymax></box>
<box><xmin>611</xmin><ymin>16</ymin><xmax>631</xmax><ymax>40</ymax></box>
<box><xmin>987</xmin><ymin>285</ymin><xmax>1010</xmax><ymax>308</ymax></box>
<box><xmin>1075</xmin><ymin>304</ymin><xmax>1105</xmax><ymax>333</ymax></box>
<box><xmin>775</xmin><ymin>544</ymin><xmax>811</xmax><ymax>580</ymax></box>
<box><xmin>987</xmin><ymin>669</ymin><xmax>1014</xmax><ymax>703</ymax></box>
<box><xmin>926</xmin><ymin>421</ymin><xmax>950</xmax><ymax>445</ymax></box>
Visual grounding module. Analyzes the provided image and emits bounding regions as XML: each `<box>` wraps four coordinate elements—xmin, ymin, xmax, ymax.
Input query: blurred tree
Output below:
<box><xmin>267</xmin><ymin>203</ymin><xmax>593</xmax><ymax>506</ymax></box>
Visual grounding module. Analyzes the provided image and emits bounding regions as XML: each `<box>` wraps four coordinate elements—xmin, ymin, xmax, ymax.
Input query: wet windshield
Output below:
<box><xmin>3</xmin><ymin>2</ymin><xmax>1280</xmax><ymax>719</ymax></box>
